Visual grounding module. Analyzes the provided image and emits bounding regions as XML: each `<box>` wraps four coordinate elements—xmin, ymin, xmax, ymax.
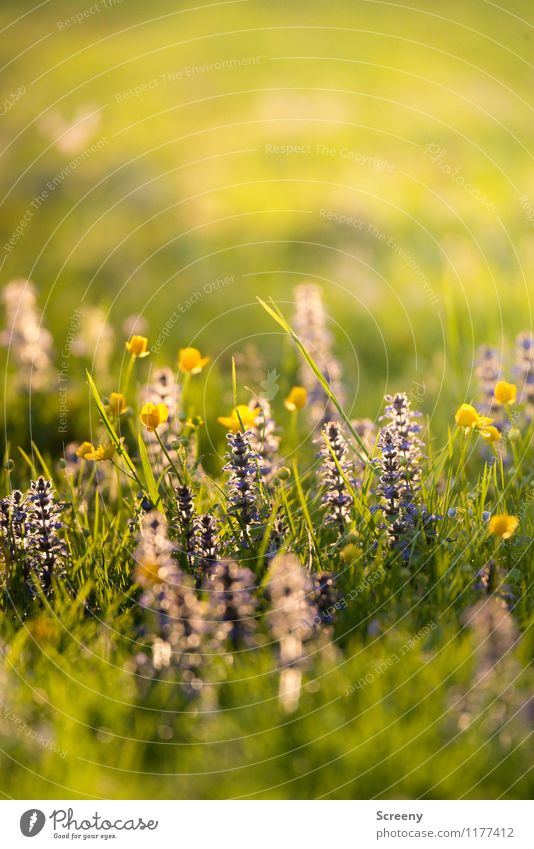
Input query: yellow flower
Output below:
<box><xmin>85</xmin><ymin>442</ymin><xmax>117</xmax><ymax>462</ymax></box>
<box><xmin>107</xmin><ymin>392</ymin><xmax>127</xmax><ymax>416</ymax></box>
<box><xmin>76</xmin><ymin>441</ymin><xmax>95</xmax><ymax>459</ymax></box>
<box><xmin>480</xmin><ymin>425</ymin><xmax>501</xmax><ymax>444</ymax></box>
<box><xmin>494</xmin><ymin>380</ymin><xmax>517</xmax><ymax>405</ymax></box>
<box><xmin>140</xmin><ymin>402</ymin><xmax>169</xmax><ymax>432</ymax></box>
<box><xmin>178</xmin><ymin>347</ymin><xmax>210</xmax><ymax>374</ymax></box>
<box><xmin>218</xmin><ymin>404</ymin><xmax>260</xmax><ymax>433</ymax></box>
<box><xmin>126</xmin><ymin>335</ymin><xmax>150</xmax><ymax>358</ymax></box>
<box><xmin>284</xmin><ymin>386</ymin><xmax>308</xmax><ymax>411</ymax></box>
<box><xmin>454</xmin><ymin>403</ymin><xmax>493</xmax><ymax>431</ymax></box>
<box><xmin>488</xmin><ymin>514</ymin><xmax>519</xmax><ymax>540</ymax></box>
<box><xmin>455</xmin><ymin>403</ymin><xmax>481</xmax><ymax>430</ymax></box>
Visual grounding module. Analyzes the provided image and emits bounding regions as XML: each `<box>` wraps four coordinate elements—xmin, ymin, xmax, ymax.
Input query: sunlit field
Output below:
<box><xmin>0</xmin><ymin>0</ymin><xmax>533</xmax><ymax>800</ymax></box>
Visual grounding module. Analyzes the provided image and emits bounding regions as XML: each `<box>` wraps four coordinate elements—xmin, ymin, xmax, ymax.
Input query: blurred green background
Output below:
<box><xmin>1</xmin><ymin>0</ymin><xmax>533</xmax><ymax>449</ymax></box>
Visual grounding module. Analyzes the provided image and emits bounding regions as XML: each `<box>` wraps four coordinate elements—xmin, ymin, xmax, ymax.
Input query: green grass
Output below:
<box><xmin>0</xmin><ymin>0</ymin><xmax>533</xmax><ymax>800</ymax></box>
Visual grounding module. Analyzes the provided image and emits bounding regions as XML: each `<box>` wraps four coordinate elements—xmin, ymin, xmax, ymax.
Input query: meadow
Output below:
<box><xmin>0</xmin><ymin>0</ymin><xmax>533</xmax><ymax>799</ymax></box>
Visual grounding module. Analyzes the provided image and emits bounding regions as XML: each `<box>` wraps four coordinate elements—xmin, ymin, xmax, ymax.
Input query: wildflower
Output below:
<box><xmin>284</xmin><ymin>386</ymin><xmax>307</xmax><ymax>411</ymax></box>
<box><xmin>76</xmin><ymin>441</ymin><xmax>95</xmax><ymax>459</ymax></box>
<box><xmin>107</xmin><ymin>392</ymin><xmax>127</xmax><ymax>416</ymax></box>
<box><xmin>0</xmin><ymin>279</ymin><xmax>55</xmax><ymax>391</ymax></box>
<box><xmin>293</xmin><ymin>283</ymin><xmax>345</xmax><ymax>426</ymax></box>
<box><xmin>140</xmin><ymin>368</ymin><xmax>180</xmax><ymax>475</ymax></box>
<box><xmin>494</xmin><ymin>380</ymin><xmax>517</xmax><ymax>405</ymax></box>
<box><xmin>135</xmin><ymin>512</ymin><xmax>204</xmax><ymax>690</ymax></box>
<box><xmin>203</xmin><ymin>560</ymin><xmax>258</xmax><ymax>648</ymax></box>
<box><xmin>319</xmin><ymin>421</ymin><xmax>354</xmax><ymax>536</ymax></box>
<box><xmin>375</xmin><ymin>428</ymin><xmax>413</xmax><ymax>554</ymax></box>
<box><xmin>224</xmin><ymin>430</ymin><xmax>261</xmax><ymax>531</ymax></box>
<box><xmin>218</xmin><ymin>404</ymin><xmax>260</xmax><ymax>434</ymax></box>
<box><xmin>26</xmin><ymin>477</ymin><xmax>68</xmax><ymax>591</ymax></box>
<box><xmin>382</xmin><ymin>393</ymin><xmax>423</xmax><ymax>507</ymax></box>
<box><xmin>0</xmin><ymin>489</ymin><xmax>29</xmax><ymax>565</ymax></box>
<box><xmin>172</xmin><ymin>484</ymin><xmax>196</xmax><ymax>570</ymax></box>
<box><xmin>455</xmin><ymin>403</ymin><xmax>483</xmax><ymax>430</ymax></box>
<box><xmin>488</xmin><ymin>514</ymin><xmax>519</xmax><ymax>540</ymax></box>
<box><xmin>480</xmin><ymin>425</ymin><xmax>501</xmax><ymax>444</ymax></box>
<box><xmin>475</xmin><ymin>345</ymin><xmax>501</xmax><ymax>414</ymax></box>
<box><xmin>312</xmin><ymin>572</ymin><xmax>337</xmax><ymax>626</ymax></box>
<box><xmin>134</xmin><ymin>511</ymin><xmax>176</xmax><ymax>588</ymax></box>
<box><xmin>84</xmin><ymin>442</ymin><xmax>117</xmax><ymax>462</ymax></box>
<box><xmin>457</xmin><ymin>599</ymin><xmax>531</xmax><ymax>743</ymax></box>
<box><xmin>248</xmin><ymin>397</ymin><xmax>280</xmax><ymax>486</ymax></box>
<box><xmin>140</xmin><ymin>402</ymin><xmax>169</xmax><ymax>432</ymax></box>
<box><xmin>126</xmin><ymin>335</ymin><xmax>150</xmax><ymax>357</ymax></box>
<box><xmin>178</xmin><ymin>346</ymin><xmax>210</xmax><ymax>374</ymax></box>
<box><xmin>195</xmin><ymin>513</ymin><xmax>220</xmax><ymax>579</ymax></box>
<box><xmin>267</xmin><ymin>554</ymin><xmax>318</xmax><ymax>712</ymax></box>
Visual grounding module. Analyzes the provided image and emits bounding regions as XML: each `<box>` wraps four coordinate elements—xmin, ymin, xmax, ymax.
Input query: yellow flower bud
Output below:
<box><xmin>494</xmin><ymin>381</ymin><xmax>517</xmax><ymax>405</ymax></box>
<box><xmin>140</xmin><ymin>402</ymin><xmax>169</xmax><ymax>432</ymax></box>
<box><xmin>107</xmin><ymin>392</ymin><xmax>127</xmax><ymax>416</ymax></box>
<box><xmin>455</xmin><ymin>403</ymin><xmax>481</xmax><ymax>430</ymax></box>
<box><xmin>284</xmin><ymin>386</ymin><xmax>308</xmax><ymax>411</ymax></box>
<box><xmin>480</xmin><ymin>425</ymin><xmax>501</xmax><ymax>444</ymax></box>
<box><xmin>178</xmin><ymin>347</ymin><xmax>210</xmax><ymax>374</ymax></box>
<box><xmin>126</xmin><ymin>335</ymin><xmax>150</xmax><ymax>357</ymax></box>
<box><xmin>218</xmin><ymin>404</ymin><xmax>259</xmax><ymax>434</ymax></box>
<box><xmin>84</xmin><ymin>442</ymin><xmax>117</xmax><ymax>462</ymax></box>
<box><xmin>76</xmin><ymin>441</ymin><xmax>95</xmax><ymax>459</ymax></box>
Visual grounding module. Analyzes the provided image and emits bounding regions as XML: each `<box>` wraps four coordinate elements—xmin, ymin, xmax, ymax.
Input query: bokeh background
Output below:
<box><xmin>2</xmin><ymin>0</ymin><xmax>533</xmax><ymax>451</ymax></box>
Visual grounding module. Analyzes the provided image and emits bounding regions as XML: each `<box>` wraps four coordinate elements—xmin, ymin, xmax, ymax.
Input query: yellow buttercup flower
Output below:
<box><xmin>85</xmin><ymin>442</ymin><xmax>117</xmax><ymax>462</ymax></box>
<box><xmin>480</xmin><ymin>425</ymin><xmax>501</xmax><ymax>444</ymax></box>
<box><xmin>488</xmin><ymin>513</ymin><xmax>519</xmax><ymax>540</ymax></box>
<box><xmin>218</xmin><ymin>404</ymin><xmax>260</xmax><ymax>433</ymax></box>
<box><xmin>178</xmin><ymin>347</ymin><xmax>210</xmax><ymax>374</ymax></box>
<box><xmin>140</xmin><ymin>402</ymin><xmax>169</xmax><ymax>432</ymax></box>
<box><xmin>126</xmin><ymin>335</ymin><xmax>150</xmax><ymax>358</ymax></box>
<box><xmin>454</xmin><ymin>403</ymin><xmax>493</xmax><ymax>432</ymax></box>
<box><xmin>76</xmin><ymin>441</ymin><xmax>95</xmax><ymax>459</ymax></box>
<box><xmin>107</xmin><ymin>392</ymin><xmax>127</xmax><ymax>416</ymax></box>
<box><xmin>284</xmin><ymin>386</ymin><xmax>308</xmax><ymax>411</ymax></box>
<box><xmin>455</xmin><ymin>403</ymin><xmax>482</xmax><ymax>430</ymax></box>
<box><xmin>494</xmin><ymin>380</ymin><xmax>517</xmax><ymax>405</ymax></box>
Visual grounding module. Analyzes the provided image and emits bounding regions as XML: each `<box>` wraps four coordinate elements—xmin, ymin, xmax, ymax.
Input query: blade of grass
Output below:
<box><xmin>137</xmin><ymin>433</ymin><xmax>162</xmax><ymax>508</ymax></box>
<box><xmin>257</xmin><ymin>297</ymin><xmax>370</xmax><ymax>463</ymax></box>
<box><xmin>292</xmin><ymin>458</ymin><xmax>324</xmax><ymax>569</ymax></box>
<box><xmin>86</xmin><ymin>370</ymin><xmax>145</xmax><ymax>491</ymax></box>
